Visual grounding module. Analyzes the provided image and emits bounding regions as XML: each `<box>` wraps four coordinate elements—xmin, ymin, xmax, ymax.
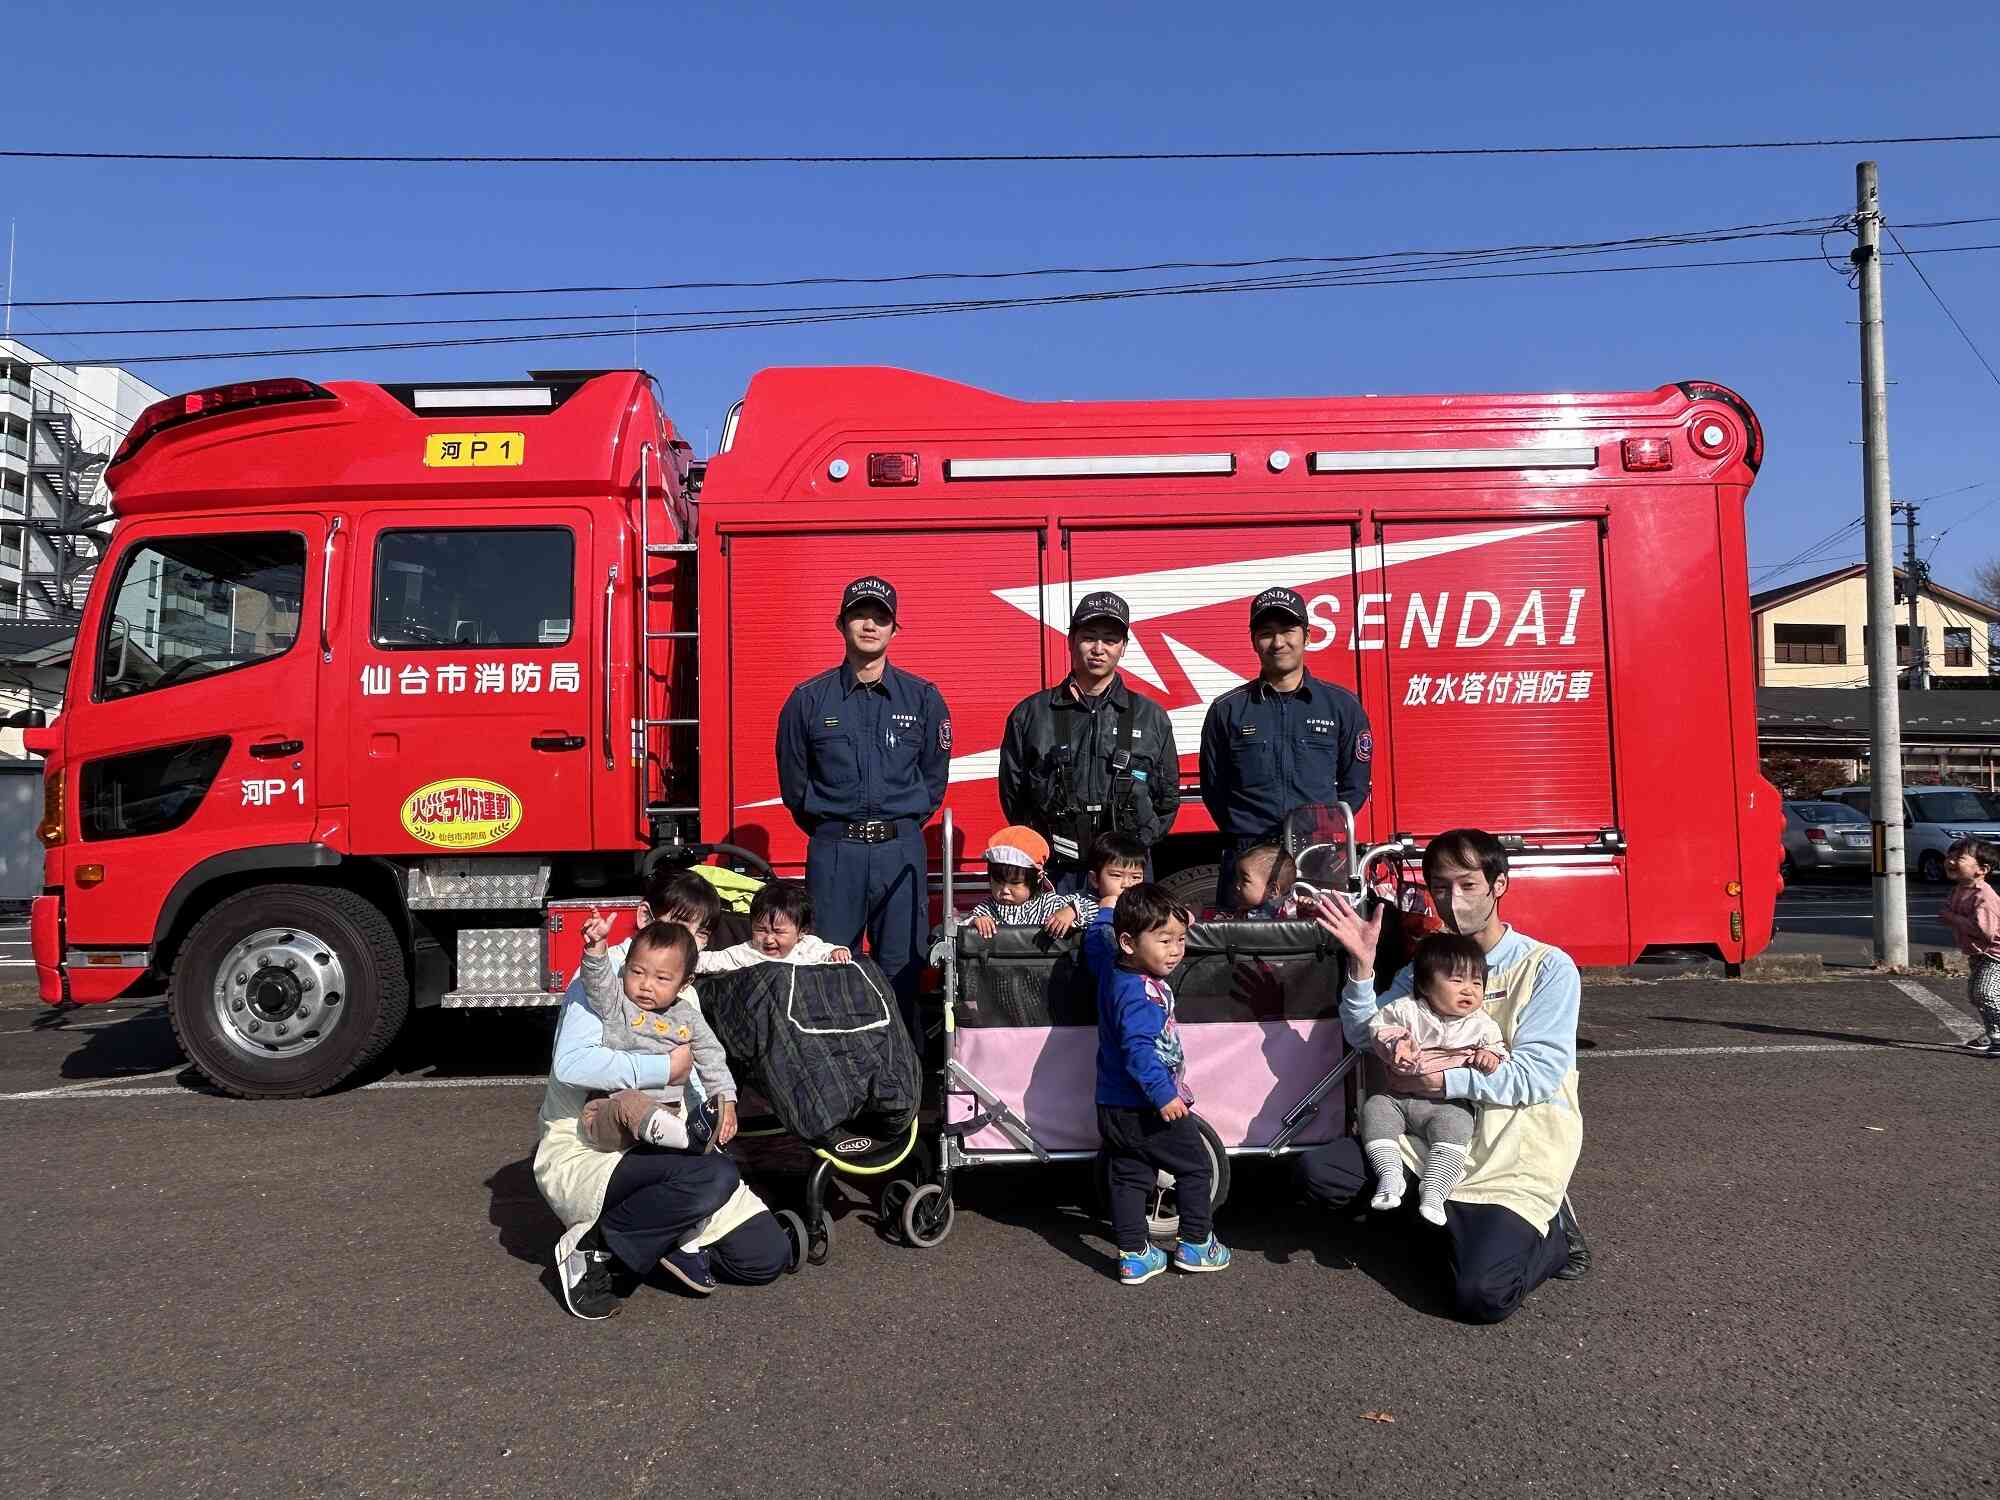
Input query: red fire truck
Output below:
<box><xmin>25</xmin><ymin>366</ymin><xmax>1780</xmax><ymax>1097</ymax></box>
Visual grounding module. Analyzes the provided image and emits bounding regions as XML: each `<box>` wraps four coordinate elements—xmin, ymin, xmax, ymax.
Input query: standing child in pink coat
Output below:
<box><xmin>1940</xmin><ymin>838</ymin><xmax>2000</xmax><ymax>1057</ymax></box>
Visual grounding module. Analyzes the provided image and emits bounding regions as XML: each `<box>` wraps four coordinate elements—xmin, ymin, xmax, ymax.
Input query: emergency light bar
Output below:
<box><xmin>411</xmin><ymin>386</ymin><xmax>555</xmax><ymax>411</ymax></box>
<box><xmin>944</xmin><ymin>452</ymin><xmax>1236</xmax><ymax>480</ymax></box>
<box><xmin>111</xmin><ymin>378</ymin><xmax>336</xmax><ymax>469</ymax></box>
<box><xmin>1308</xmin><ymin>446</ymin><xmax>1598</xmax><ymax>474</ymax></box>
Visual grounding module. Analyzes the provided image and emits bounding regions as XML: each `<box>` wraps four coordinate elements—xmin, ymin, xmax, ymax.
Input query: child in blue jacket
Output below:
<box><xmin>1086</xmin><ymin>881</ymin><xmax>1231</xmax><ymax>1284</ymax></box>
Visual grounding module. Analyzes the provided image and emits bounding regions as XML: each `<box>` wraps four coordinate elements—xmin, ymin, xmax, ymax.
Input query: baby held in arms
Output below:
<box><xmin>1360</xmin><ymin>932</ymin><xmax>1508</xmax><ymax>1225</ymax></box>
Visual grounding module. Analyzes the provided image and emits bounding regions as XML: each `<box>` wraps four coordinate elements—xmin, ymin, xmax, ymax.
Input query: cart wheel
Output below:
<box><xmin>880</xmin><ymin>1179</ymin><xmax>914</xmax><ymax>1226</ymax></box>
<box><xmin>807</xmin><ymin>1216</ymin><xmax>832</xmax><ymax>1266</ymax></box>
<box><xmin>1093</xmin><ymin>1114</ymin><xmax>1231</xmax><ymax>1241</ymax></box>
<box><xmin>774</xmin><ymin>1210</ymin><xmax>808</xmax><ymax>1274</ymax></box>
<box><xmin>900</xmin><ymin>1181</ymin><xmax>956</xmax><ymax>1248</ymax></box>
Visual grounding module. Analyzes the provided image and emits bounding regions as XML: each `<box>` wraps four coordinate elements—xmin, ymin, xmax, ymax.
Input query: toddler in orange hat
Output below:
<box><xmin>970</xmin><ymin>824</ymin><xmax>1099</xmax><ymax>938</ymax></box>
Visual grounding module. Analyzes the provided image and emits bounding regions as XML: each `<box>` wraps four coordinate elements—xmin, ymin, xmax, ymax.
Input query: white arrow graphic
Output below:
<box><xmin>736</xmin><ymin>520</ymin><xmax>1583</xmax><ymax>808</ymax></box>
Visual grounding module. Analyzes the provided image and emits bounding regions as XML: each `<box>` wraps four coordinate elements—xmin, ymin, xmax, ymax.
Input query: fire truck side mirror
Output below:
<box><xmin>3</xmin><ymin>708</ymin><xmax>46</xmax><ymax>729</ymax></box>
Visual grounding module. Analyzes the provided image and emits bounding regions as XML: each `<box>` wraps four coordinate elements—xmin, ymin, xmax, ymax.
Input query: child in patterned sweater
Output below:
<box><xmin>969</xmin><ymin>824</ymin><xmax>1097</xmax><ymax>938</ymax></box>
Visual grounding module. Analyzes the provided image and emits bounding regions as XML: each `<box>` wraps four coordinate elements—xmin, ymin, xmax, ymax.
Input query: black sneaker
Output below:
<box><xmin>556</xmin><ymin>1240</ymin><xmax>622</xmax><ymax>1320</ymax></box>
<box><xmin>659</xmin><ymin>1245</ymin><xmax>717</xmax><ymax>1296</ymax></box>
<box><xmin>1552</xmin><ymin>1198</ymin><xmax>1591</xmax><ymax>1281</ymax></box>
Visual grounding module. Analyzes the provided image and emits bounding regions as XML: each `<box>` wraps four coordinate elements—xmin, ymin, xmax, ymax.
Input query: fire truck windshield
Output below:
<box><xmin>97</xmin><ymin>533</ymin><xmax>305</xmax><ymax>700</ymax></box>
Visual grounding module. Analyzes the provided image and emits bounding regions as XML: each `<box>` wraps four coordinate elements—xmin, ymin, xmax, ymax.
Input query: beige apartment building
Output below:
<box><xmin>1751</xmin><ymin>563</ymin><xmax>1997</xmax><ymax>688</ymax></box>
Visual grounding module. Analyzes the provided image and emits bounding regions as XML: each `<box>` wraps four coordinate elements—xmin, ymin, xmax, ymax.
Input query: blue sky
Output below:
<box><xmin>6</xmin><ymin>1</ymin><xmax>1998</xmax><ymax>594</ymax></box>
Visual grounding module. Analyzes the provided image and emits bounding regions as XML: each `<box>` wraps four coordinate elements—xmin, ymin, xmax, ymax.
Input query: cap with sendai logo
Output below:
<box><xmin>1068</xmin><ymin>591</ymin><xmax>1131</xmax><ymax>634</ymax></box>
<box><xmin>1249</xmin><ymin>586</ymin><xmax>1307</xmax><ymax>626</ymax></box>
<box><xmin>839</xmin><ymin>576</ymin><xmax>898</xmax><ymax>621</ymax></box>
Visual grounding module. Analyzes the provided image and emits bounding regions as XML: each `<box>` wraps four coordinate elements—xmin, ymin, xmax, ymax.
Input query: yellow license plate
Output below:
<box><xmin>423</xmin><ymin>432</ymin><xmax>526</xmax><ymax>467</ymax></box>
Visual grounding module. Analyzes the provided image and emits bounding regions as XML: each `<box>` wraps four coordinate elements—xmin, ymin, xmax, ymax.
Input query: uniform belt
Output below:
<box><xmin>822</xmin><ymin>818</ymin><xmax>906</xmax><ymax>843</ymax></box>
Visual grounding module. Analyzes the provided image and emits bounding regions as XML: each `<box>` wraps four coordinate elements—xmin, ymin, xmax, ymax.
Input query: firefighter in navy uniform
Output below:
<box><xmin>775</xmin><ymin>577</ymin><xmax>950</xmax><ymax>1039</ymax></box>
<box><xmin>997</xmin><ymin>591</ymin><xmax>1181</xmax><ymax>892</ymax></box>
<box><xmin>1199</xmin><ymin>586</ymin><xmax>1372</xmax><ymax>907</ymax></box>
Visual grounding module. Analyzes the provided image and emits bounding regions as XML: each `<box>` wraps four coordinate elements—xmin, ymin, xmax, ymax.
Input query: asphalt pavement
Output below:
<box><xmin>2</xmin><ymin>944</ymin><xmax>1996</xmax><ymax>1498</ymax></box>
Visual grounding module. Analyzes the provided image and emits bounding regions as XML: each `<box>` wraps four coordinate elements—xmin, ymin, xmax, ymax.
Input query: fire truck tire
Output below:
<box><xmin>1158</xmin><ymin>864</ymin><xmax>1220</xmax><ymax>911</ymax></box>
<box><xmin>168</xmin><ymin>885</ymin><xmax>410</xmax><ymax>1099</ymax></box>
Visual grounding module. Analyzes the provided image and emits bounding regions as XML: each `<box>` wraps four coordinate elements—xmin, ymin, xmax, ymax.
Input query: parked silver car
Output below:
<box><xmin>1781</xmin><ymin>800</ymin><xmax>1872</xmax><ymax>879</ymax></box>
<box><xmin>1822</xmin><ymin>784</ymin><xmax>2000</xmax><ymax>882</ymax></box>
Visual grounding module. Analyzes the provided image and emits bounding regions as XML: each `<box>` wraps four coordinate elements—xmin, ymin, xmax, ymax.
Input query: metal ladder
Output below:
<box><xmin>634</xmin><ymin>437</ymin><xmax>701</xmax><ymax>841</ymax></box>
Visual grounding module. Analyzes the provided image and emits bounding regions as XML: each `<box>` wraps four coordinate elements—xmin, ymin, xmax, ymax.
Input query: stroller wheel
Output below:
<box><xmin>775</xmin><ymin>1210</ymin><xmax>808</xmax><ymax>1275</ymax></box>
<box><xmin>807</xmin><ymin>1217</ymin><xmax>832</xmax><ymax>1266</ymax></box>
<box><xmin>879</xmin><ymin>1179</ymin><xmax>914</xmax><ymax>1227</ymax></box>
<box><xmin>900</xmin><ymin>1181</ymin><xmax>956</xmax><ymax>1249</ymax></box>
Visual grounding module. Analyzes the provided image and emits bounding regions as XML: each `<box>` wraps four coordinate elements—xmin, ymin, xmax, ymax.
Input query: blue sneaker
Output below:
<box><xmin>1174</xmin><ymin>1234</ymin><xmax>1232</xmax><ymax>1273</ymax></box>
<box><xmin>658</xmin><ymin>1245</ymin><xmax>716</xmax><ymax>1296</ymax></box>
<box><xmin>1118</xmin><ymin>1244</ymin><xmax>1169</xmax><ymax>1285</ymax></box>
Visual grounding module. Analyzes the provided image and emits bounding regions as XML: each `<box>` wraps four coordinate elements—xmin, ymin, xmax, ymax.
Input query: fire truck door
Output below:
<box><xmin>63</xmin><ymin>516</ymin><xmax>326</xmax><ymax>950</ymax></box>
<box><xmin>1368</xmin><ymin>515</ymin><xmax>1617</xmax><ymax>838</ymax></box>
<box><xmin>346</xmin><ymin>513</ymin><xmax>594</xmax><ymax>854</ymax></box>
<box><xmin>1061</xmin><ymin>521</ymin><xmax>1367</xmax><ymax>838</ymax></box>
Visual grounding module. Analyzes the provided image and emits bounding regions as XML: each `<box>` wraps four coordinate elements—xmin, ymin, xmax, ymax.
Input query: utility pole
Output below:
<box><xmin>1855</xmin><ymin>160</ymin><xmax>1908</xmax><ymax>967</ymax></box>
<box><xmin>1896</xmin><ymin>500</ymin><xmax>1928</xmax><ymax>690</ymax></box>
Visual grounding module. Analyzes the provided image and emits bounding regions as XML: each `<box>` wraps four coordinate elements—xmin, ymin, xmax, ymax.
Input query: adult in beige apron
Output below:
<box><xmin>1296</xmin><ymin>828</ymin><xmax>1588</xmax><ymax>1323</ymax></box>
<box><xmin>537</xmin><ymin>983</ymin><xmax>786</xmax><ymax>1316</ymax></box>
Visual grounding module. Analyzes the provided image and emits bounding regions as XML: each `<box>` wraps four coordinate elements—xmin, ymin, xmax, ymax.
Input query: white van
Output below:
<box><xmin>1823</xmin><ymin>784</ymin><xmax>2000</xmax><ymax>882</ymax></box>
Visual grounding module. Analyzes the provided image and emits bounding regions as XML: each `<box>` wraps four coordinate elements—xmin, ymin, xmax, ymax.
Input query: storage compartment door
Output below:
<box><xmin>1373</xmin><ymin>517</ymin><xmax>1616</xmax><ymax>838</ymax></box>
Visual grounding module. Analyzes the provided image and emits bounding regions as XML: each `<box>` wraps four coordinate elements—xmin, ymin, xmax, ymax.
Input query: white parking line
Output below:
<box><xmin>0</xmin><ymin>1074</ymin><xmax>550</xmax><ymax>1101</ymax></box>
<box><xmin>1889</xmin><ymin>977</ymin><xmax>1983</xmax><ymax>1043</ymax></box>
<box><xmin>1583</xmin><ymin>1042</ymin><xmax>1880</xmax><ymax>1059</ymax></box>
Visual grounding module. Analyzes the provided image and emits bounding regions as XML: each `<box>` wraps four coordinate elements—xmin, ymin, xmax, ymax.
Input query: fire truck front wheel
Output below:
<box><xmin>168</xmin><ymin>885</ymin><xmax>411</xmax><ymax>1099</ymax></box>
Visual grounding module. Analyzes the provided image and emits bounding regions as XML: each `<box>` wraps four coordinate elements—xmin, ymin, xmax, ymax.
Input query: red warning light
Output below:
<box><xmin>1620</xmin><ymin>437</ymin><xmax>1674</xmax><ymax>472</ymax></box>
<box><xmin>867</xmin><ymin>452</ymin><xmax>920</xmax><ymax>486</ymax></box>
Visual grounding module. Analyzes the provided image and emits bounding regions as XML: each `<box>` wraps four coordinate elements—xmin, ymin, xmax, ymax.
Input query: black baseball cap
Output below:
<box><xmin>839</xmin><ymin>576</ymin><xmax>898</xmax><ymax>621</ymax></box>
<box><xmin>1069</xmin><ymin>591</ymin><xmax>1131</xmax><ymax>635</ymax></box>
<box><xmin>1250</xmin><ymin>586</ymin><xmax>1307</xmax><ymax>627</ymax></box>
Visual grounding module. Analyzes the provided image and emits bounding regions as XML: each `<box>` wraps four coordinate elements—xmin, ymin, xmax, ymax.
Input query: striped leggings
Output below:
<box><xmin>1972</xmin><ymin>957</ymin><xmax>2000</xmax><ymax>1041</ymax></box>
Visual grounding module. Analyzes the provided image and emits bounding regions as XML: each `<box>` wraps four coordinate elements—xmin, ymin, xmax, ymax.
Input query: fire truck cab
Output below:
<box><xmin>28</xmin><ymin>371</ymin><xmax>698</xmax><ymax>1096</ymax></box>
<box><xmin>27</xmin><ymin>365</ymin><xmax>1781</xmax><ymax>1098</ymax></box>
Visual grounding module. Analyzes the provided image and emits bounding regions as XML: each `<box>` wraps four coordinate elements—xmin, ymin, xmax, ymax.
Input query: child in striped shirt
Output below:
<box><xmin>969</xmin><ymin>824</ymin><xmax>1097</xmax><ymax>939</ymax></box>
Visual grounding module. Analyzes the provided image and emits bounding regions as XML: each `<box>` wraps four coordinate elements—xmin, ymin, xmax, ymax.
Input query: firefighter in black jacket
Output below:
<box><xmin>997</xmin><ymin>591</ymin><xmax>1181</xmax><ymax>892</ymax></box>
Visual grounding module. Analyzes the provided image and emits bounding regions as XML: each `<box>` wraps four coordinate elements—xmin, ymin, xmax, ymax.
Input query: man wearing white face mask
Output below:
<box><xmin>1299</xmin><ymin>827</ymin><xmax>1589</xmax><ymax>1323</ymax></box>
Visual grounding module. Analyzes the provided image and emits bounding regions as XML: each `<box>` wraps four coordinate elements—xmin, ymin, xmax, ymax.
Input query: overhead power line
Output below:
<box><xmin>5</xmin><ymin>132</ymin><xmax>2000</xmax><ymax>166</ymax></box>
<box><xmin>1886</xmin><ymin>223</ymin><xmax>2000</xmax><ymax>392</ymax></box>
<box><xmin>21</xmin><ymin>240</ymin><xmax>2000</xmax><ymax>370</ymax></box>
<box><xmin>6</xmin><ymin>212</ymin><xmax>1880</xmax><ymax>309</ymax></box>
<box><xmin>12</xmin><ymin>213</ymin><xmax>1995</xmax><ymax>316</ymax></box>
<box><xmin>19</xmin><ymin>215</ymin><xmax>1875</xmax><ymax>336</ymax></box>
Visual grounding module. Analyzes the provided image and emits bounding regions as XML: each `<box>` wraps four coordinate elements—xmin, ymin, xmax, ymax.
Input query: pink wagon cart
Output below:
<box><xmin>889</xmin><ymin>807</ymin><xmax>1401</xmax><ymax>1247</ymax></box>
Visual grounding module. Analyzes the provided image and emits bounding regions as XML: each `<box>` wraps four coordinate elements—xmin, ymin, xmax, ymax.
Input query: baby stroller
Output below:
<box><xmin>908</xmin><ymin>806</ymin><xmax>1411</xmax><ymax>1245</ymax></box>
<box><xmin>699</xmin><ymin>954</ymin><xmax>927</xmax><ymax>1265</ymax></box>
